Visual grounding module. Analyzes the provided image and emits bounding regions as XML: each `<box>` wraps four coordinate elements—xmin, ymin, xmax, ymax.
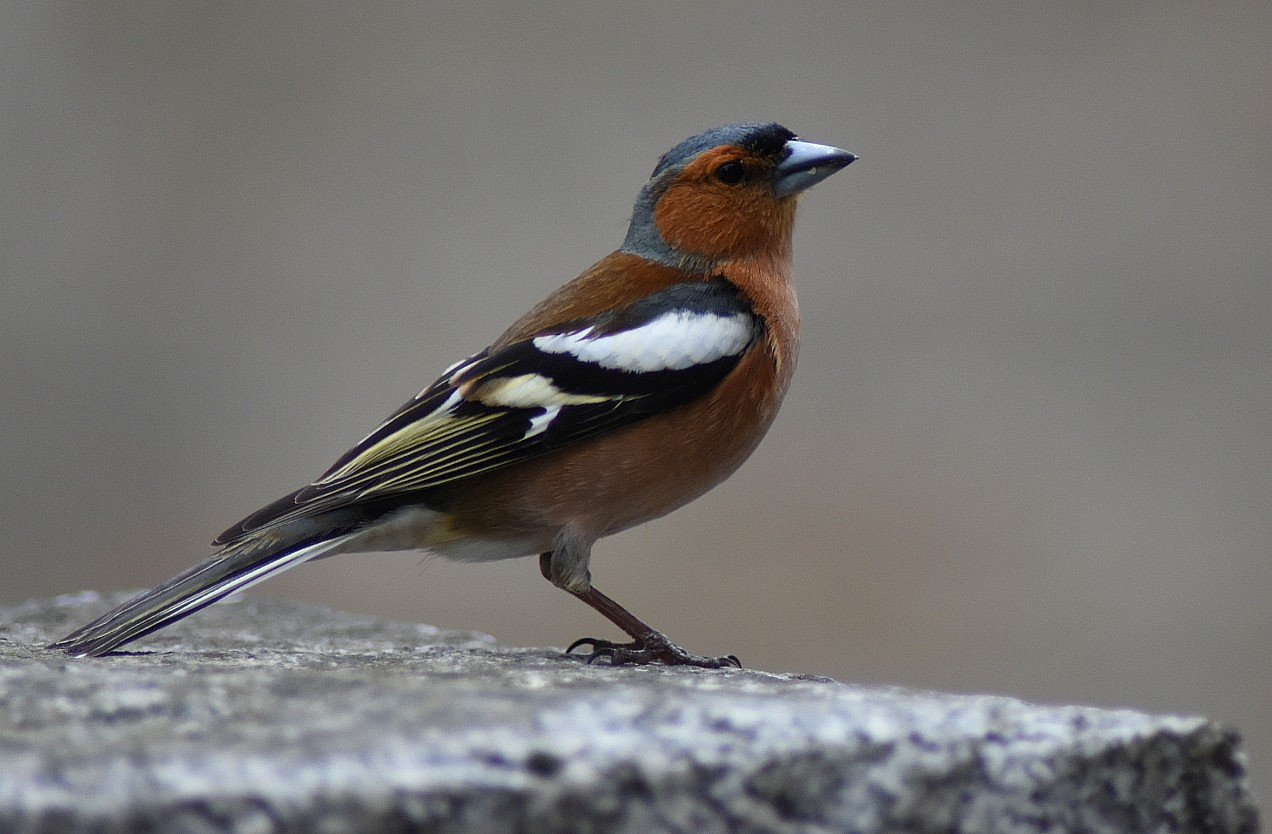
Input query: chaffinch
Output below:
<box><xmin>52</xmin><ymin>122</ymin><xmax>855</xmax><ymax>666</ymax></box>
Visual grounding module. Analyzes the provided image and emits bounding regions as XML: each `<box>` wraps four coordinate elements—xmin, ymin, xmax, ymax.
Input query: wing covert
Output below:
<box><xmin>215</xmin><ymin>278</ymin><xmax>759</xmax><ymax>545</ymax></box>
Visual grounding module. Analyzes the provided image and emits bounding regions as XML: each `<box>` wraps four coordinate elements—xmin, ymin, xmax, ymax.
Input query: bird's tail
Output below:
<box><xmin>48</xmin><ymin>534</ymin><xmax>357</xmax><ymax>657</ymax></box>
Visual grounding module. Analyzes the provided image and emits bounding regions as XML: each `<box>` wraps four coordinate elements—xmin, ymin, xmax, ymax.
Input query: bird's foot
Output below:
<box><xmin>566</xmin><ymin>631</ymin><xmax>740</xmax><ymax>668</ymax></box>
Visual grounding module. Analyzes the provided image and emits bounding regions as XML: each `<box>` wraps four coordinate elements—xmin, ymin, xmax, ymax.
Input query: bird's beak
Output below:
<box><xmin>774</xmin><ymin>140</ymin><xmax>856</xmax><ymax>199</ymax></box>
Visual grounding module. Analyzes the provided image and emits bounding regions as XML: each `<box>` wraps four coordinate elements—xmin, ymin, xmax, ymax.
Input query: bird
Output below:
<box><xmin>50</xmin><ymin>122</ymin><xmax>855</xmax><ymax>666</ymax></box>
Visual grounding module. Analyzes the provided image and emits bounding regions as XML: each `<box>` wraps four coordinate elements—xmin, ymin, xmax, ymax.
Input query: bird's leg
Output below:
<box><xmin>565</xmin><ymin>584</ymin><xmax>742</xmax><ymax>669</ymax></box>
<box><xmin>539</xmin><ymin>552</ymin><xmax>740</xmax><ymax>669</ymax></box>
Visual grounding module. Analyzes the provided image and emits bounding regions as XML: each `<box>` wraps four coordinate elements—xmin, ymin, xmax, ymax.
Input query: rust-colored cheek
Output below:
<box><xmin>655</xmin><ymin>185</ymin><xmax>794</xmax><ymax>260</ymax></box>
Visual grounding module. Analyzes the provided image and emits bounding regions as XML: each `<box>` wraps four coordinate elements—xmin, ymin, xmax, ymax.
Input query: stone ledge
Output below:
<box><xmin>0</xmin><ymin>592</ymin><xmax>1260</xmax><ymax>834</ymax></box>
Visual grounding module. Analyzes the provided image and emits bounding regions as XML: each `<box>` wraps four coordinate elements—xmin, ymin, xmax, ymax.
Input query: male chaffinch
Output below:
<box><xmin>52</xmin><ymin>122</ymin><xmax>855</xmax><ymax>666</ymax></box>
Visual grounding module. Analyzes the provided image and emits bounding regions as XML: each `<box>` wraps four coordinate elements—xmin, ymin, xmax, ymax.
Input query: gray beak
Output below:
<box><xmin>774</xmin><ymin>140</ymin><xmax>856</xmax><ymax>198</ymax></box>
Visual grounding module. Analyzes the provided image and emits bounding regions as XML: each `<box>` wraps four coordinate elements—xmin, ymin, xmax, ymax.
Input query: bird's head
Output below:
<box><xmin>622</xmin><ymin>123</ymin><xmax>855</xmax><ymax>270</ymax></box>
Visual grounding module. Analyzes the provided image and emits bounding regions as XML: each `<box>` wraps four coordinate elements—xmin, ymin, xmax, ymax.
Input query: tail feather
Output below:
<box><xmin>48</xmin><ymin>535</ymin><xmax>357</xmax><ymax>657</ymax></box>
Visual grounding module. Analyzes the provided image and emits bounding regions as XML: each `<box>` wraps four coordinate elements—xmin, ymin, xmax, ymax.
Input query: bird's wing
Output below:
<box><xmin>215</xmin><ymin>278</ymin><xmax>759</xmax><ymax>545</ymax></box>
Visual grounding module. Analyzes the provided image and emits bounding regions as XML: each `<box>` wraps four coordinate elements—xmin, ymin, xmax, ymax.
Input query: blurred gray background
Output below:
<box><xmin>3</xmin><ymin>1</ymin><xmax>1269</xmax><ymax>805</ymax></box>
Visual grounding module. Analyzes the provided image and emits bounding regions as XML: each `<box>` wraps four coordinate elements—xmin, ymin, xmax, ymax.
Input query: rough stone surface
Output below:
<box><xmin>0</xmin><ymin>593</ymin><xmax>1261</xmax><ymax>834</ymax></box>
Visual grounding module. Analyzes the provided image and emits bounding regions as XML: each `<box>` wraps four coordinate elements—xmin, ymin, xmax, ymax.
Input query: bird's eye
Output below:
<box><xmin>714</xmin><ymin>160</ymin><xmax>747</xmax><ymax>185</ymax></box>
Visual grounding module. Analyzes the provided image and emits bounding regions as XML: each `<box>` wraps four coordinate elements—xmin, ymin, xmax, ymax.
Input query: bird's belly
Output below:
<box><xmin>430</xmin><ymin>534</ymin><xmax>553</xmax><ymax>563</ymax></box>
<box><xmin>339</xmin><ymin>505</ymin><xmax>548</xmax><ymax>562</ymax></box>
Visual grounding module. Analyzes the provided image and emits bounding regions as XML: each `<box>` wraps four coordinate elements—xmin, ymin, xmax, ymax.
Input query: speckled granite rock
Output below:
<box><xmin>0</xmin><ymin>592</ymin><xmax>1260</xmax><ymax>834</ymax></box>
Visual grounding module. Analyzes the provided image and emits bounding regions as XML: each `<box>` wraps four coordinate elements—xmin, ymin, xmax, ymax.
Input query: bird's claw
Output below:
<box><xmin>566</xmin><ymin>633</ymin><xmax>741</xmax><ymax>669</ymax></box>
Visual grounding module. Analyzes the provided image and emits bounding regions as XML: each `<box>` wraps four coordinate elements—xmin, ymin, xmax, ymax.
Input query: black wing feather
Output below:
<box><xmin>216</xmin><ymin>278</ymin><xmax>758</xmax><ymax>546</ymax></box>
